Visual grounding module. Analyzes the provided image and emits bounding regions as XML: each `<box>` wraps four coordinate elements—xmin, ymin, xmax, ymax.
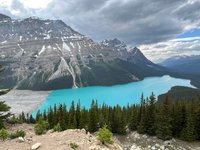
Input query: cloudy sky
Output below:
<box><xmin>0</xmin><ymin>0</ymin><xmax>200</xmax><ymax>62</ymax></box>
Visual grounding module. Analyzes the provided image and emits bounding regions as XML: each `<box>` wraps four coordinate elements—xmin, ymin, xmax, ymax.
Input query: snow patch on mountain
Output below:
<box><xmin>70</xmin><ymin>42</ymin><xmax>75</xmax><ymax>49</ymax></box>
<box><xmin>38</xmin><ymin>45</ymin><xmax>46</xmax><ymax>55</ymax></box>
<box><xmin>63</xmin><ymin>42</ymin><xmax>71</xmax><ymax>52</ymax></box>
<box><xmin>48</xmin><ymin>57</ymin><xmax>71</xmax><ymax>81</ymax></box>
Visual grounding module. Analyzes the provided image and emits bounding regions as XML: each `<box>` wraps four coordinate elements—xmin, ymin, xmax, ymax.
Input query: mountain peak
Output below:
<box><xmin>0</xmin><ymin>14</ymin><xmax>11</xmax><ymax>21</ymax></box>
<box><xmin>101</xmin><ymin>38</ymin><xmax>128</xmax><ymax>51</ymax></box>
<box><xmin>24</xmin><ymin>16</ymin><xmax>41</xmax><ymax>20</ymax></box>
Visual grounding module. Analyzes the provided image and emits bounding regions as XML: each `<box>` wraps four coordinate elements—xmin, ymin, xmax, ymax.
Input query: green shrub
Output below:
<box><xmin>34</xmin><ymin>118</ymin><xmax>49</xmax><ymax>135</ymax></box>
<box><xmin>9</xmin><ymin>130</ymin><xmax>26</xmax><ymax>139</ymax></box>
<box><xmin>70</xmin><ymin>142</ymin><xmax>79</xmax><ymax>149</ymax></box>
<box><xmin>0</xmin><ymin>128</ymin><xmax>9</xmax><ymax>141</ymax></box>
<box><xmin>97</xmin><ymin>124</ymin><xmax>113</xmax><ymax>145</ymax></box>
<box><xmin>6</xmin><ymin>116</ymin><xmax>21</xmax><ymax>124</ymax></box>
<box><xmin>53</xmin><ymin>123</ymin><xmax>62</xmax><ymax>132</ymax></box>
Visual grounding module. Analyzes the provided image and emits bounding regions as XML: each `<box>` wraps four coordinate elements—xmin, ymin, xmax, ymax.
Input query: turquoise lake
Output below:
<box><xmin>32</xmin><ymin>75</ymin><xmax>195</xmax><ymax>116</ymax></box>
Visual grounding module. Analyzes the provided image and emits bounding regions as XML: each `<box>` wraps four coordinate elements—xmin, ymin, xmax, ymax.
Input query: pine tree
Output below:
<box><xmin>35</xmin><ymin>110</ymin><xmax>41</xmax><ymax>122</ymax></box>
<box><xmin>79</xmin><ymin>107</ymin><xmax>88</xmax><ymax>129</ymax></box>
<box><xmin>21</xmin><ymin>112</ymin><xmax>26</xmax><ymax>122</ymax></box>
<box><xmin>76</xmin><ymin>101</ymin><xmax>81</xmax><ymax>128</ymax></box>
<box><xmin>99</xmin><ymin>103</ymin><xmax>107</xmax><ymax>128</ymax></box>
<box><xmin>146</xmin><ymin>93</ymin><xmax>156</xmax><ymax>135</ymax></box>
<box><xmin>171</xmin><ymin>102</ymin><xmax>186</xmax><ymax>138</ymax></box>
<box><xmin>0</xmin><ymin>101</ymin><xmax>10</xmax><ymax>129</ymax></box>
<box><xmin>196</xmin><ymin>99</ymin><xmax>200</xmax><ymax>140</ymax></box>
<box><xmin>68</xmin><ymin>101</ymin><xmax>77</xmax><ymax>129</ymax></box>
<box><xmin>97</xmin><ymin>124</ymin><xmax>113</xmax><ymax>144</ymax></box>
<box><xmin>129</xmin><ymin>105</ymin><xmax>138</xmax><ymax>131</ymax></box>
<box><xmin>53</xmin><ymin>104</ymin><xmax>58</xmax><ymax>126</ymax></box>
<box><xmin>43</xmin><ymin>110</ymin><xmax>47</xmax><ymax>121</ymax></box>
<box><xmin>47</xmin><ymin>107</ymin><xmax>54</xmax><ymax>128</ymax></box>
<box><xmin>118</xmin><ymin>112</ymin><xmax>127</xmax><ymax>135</ymax></box>
<box><xmin>181</xmin><ymin>103</ymin><xmax>197</xmax><ymax>141</ymax></box>
<box><xmin>63</xmin><ymin>104</ymin><xmax>68</xmax><ymax>129</ymax></box>
<box><xmin>88</xmin><ymin>100</ymin><xmax>98</xmax><ymax>132</ymax></box>
<box><xmin>58</xmin><ymin>104</ymin><xmax>66</xmax><ymax>130</ymax></box>
<box><xmin>111</xmin><ymin>106</ymin><xmax>119</xmax><ymax>133</ymax></box>
<box><xmin>29</xmin><ymin>114</ymin><xmax>35</xmax><ymax>124</ymax></box>
<box><xmin>156</xmin><ymin>96</ymin><xmax>172</xmax><ymax>140</ymax></box>
<box><xmin>137</xmin><ymin>94</ymin><xmax>146</xmax><ymax>134</ymax></box>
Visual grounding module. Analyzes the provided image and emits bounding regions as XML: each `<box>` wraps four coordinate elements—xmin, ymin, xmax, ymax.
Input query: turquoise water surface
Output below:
<box><xmin>32</xmin><ymin>75</ymin><xmax>195</xmax><ymax>116</ymax></box>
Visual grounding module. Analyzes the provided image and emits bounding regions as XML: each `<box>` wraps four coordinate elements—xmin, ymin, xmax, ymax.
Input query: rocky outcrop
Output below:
<box><xmin>121</xmin><ymin>131</ymin><xmax>199</xmax><ymax>150</ymax></box>
<box><xmin>0</xmin><ymin>124</ymin><xmax>123</xmax><ymax>150</ymax></box>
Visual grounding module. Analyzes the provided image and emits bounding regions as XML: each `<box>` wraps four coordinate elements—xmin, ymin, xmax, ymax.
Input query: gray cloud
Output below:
<box><xmin>0</xmin><ymin>0</ymin><xmax>200</xmax><ymax>45</ymax></box>
<box><xmin>175</xmin><ymin>0</ymin><xmax>200</xmax><ymax>24</ymax></box>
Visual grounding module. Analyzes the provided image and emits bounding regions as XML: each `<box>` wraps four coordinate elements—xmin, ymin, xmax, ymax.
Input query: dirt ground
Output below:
<box><xmin>0</xmin><ymin>124</ymin><xmax>122</xmax><ymax>150</ymax></box>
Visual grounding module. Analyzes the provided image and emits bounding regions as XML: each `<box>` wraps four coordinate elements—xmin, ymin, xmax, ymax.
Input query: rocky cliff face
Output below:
<box><xmin>0</xmin><ymin>14</ymin><xmax>166</xmax><ymax>90</ymax></box>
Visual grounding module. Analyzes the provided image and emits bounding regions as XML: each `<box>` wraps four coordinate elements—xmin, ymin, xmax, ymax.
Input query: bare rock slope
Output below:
<box><xmin>0</xmin><ymin>124</ymin><xmax>123</xmax><ymax>150</ymax></box>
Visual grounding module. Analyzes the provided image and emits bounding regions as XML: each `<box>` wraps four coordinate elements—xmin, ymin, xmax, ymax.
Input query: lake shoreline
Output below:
<box><xmin>0</xmin><ymin>90</ymin><xmax>51</xmax><ymax>115</ymax></box>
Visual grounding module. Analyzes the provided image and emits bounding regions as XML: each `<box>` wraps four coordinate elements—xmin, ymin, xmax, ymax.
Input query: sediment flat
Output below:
<box><xmin>0</xmin><ymin>90</ymin><xmax>51</xmax><ymax>115</ymax></box>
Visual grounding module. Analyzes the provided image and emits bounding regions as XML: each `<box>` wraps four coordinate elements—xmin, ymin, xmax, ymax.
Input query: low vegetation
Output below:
<box><xmin>9</xmin><ymin>130</ymin><xmax>26</xmax><ymax>139</ymax></box>
<box><xmin>97</xmin><ymin>124</ymin><xmax>113</xmax><ymax>144</ymax></box>
<box><xmin>69</xmin><ymin>142</ymin><xmax>79</xmax><ymax>149</ymax></box>
<box><xmin>53</xmin><ymin>123</ymin><xmax>62</xmax><ymax>132</ymax></box>
<box><xmin>0</xmin><ymin>101</ymin><xmax>11</xmax><ymax>129</ymax></box>
<box><xmin>34</xmin><ymin>118</ymin><xmax>49</xmax><ymax>135</ymax></box>
<box><xmin>0</xmin><ymin>128</ymin><xmax>9</xmax><ymax>141</ymax></box>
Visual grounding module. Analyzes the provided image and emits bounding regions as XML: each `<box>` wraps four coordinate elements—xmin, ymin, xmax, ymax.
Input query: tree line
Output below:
<box><xmin>30</xmin><ymin>93</ymin><xmax>200</xmax><ymax>141</ymax></box>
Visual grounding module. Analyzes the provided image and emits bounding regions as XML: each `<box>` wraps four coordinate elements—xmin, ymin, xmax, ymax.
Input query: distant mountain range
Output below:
<box><xmin>0</xmin><ymin>14</ymin><xmax>167</xmax><ymax>90</ymax></box>
<box><xmin>160</xmin><ymin>55</ymin><xmax>200</xmax><ymax>74</ymax></box>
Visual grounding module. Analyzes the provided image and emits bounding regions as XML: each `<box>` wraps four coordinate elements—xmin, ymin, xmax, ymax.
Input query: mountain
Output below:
<box><xmin>0</xmin><ymin>14</ymin><xmax>166</xmax><ymax>90</ymax></box>
<box><xmin>160</xmin><ymin>55</ymin><xmax>200</xmax><ymax>74</ymax></box>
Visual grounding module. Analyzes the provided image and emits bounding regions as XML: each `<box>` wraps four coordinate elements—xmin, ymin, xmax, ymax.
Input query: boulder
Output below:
<box><xmin>17</xmin><ymin>137</ymin><xmax>25</xmax><ymax>142</ymax></box>
<box><xmin>81</xmin><ymin>128</ymin><xmax>86</xmax><ymax>134</ymax></box>
<box><xmin>130</xmin><ymin>144</ymin><xmax>142</xmax><ymax>150</ymax></box>
<box><xmin>31</xmin><ymin>143</ymin><xmax>41</xmax><ymax>150</ymax></box>
<box><xmin>164</xmin><ymin>140</ymin><xmax>172</xmax><ymax>146</ymax></box>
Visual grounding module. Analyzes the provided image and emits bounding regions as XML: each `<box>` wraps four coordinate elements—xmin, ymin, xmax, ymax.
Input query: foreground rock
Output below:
<box><xmin>0</xmin><ymin>124</ymin><xmax>122</xmax><ymax>150</ymax></box>
<box><xmin>118</xmin><ymin>131</ymin><xmax>200</xmax><ymax>150</ymax></box>
<box><xmin>31</xmin><ymin>143</ymin><xmax>42</xmax><ymax>150</ymax></box>
<box><xmin>17</xmin><ymin>137</ymin><xmax>25</xmax><ymax>143</ymax></box>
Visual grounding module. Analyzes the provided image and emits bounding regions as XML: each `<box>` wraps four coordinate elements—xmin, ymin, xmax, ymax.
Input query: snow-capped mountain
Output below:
<box><xmin>0</xmin><ymin>14</ymin><xmax>166</xmax><ymax>90</ymax></box>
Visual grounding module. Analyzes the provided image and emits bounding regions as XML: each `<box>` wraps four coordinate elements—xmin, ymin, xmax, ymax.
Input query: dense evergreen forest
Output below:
<box><xmin>158</xmin><ymin>86</ymin><xmax>200</xmax><ymax>102</ymax></box>
<box><xmin>17</xmin><ymin>93</ymin><xmax>200</xmax><ymax>142</ymax></box>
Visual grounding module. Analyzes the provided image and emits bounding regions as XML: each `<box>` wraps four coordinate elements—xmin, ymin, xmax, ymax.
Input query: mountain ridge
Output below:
<box><xmin>160</xmin><ymin>55</ymin><xmax>200</xmax><ymax>74</ymax></box>
<box><xmin>0</xmin><ymin>14</ymin><xmax>166</xmax><ymax>90</ymax></box>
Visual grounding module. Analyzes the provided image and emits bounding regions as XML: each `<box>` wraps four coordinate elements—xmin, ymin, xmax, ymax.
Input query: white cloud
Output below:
<box><xmin>0</xmin><ymin>0</ymin><xmax>12</xmax><ymax>7</ymax></box>
<box><xmin>139</xmin><ymin>37</ymin><xmax>200</xmax><ymax>63</ymax></box>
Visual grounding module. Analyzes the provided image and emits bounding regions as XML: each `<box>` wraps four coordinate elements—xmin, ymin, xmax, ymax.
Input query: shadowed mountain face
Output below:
<box><xmin>160</xmin><ymin>55</ymin><xmax>200</xmax><ymax>74</ymax></box>
<box><xmin>0</xmin><ymin>14</ymin><xmax>166</xmax><ymax>90</ymax></box>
